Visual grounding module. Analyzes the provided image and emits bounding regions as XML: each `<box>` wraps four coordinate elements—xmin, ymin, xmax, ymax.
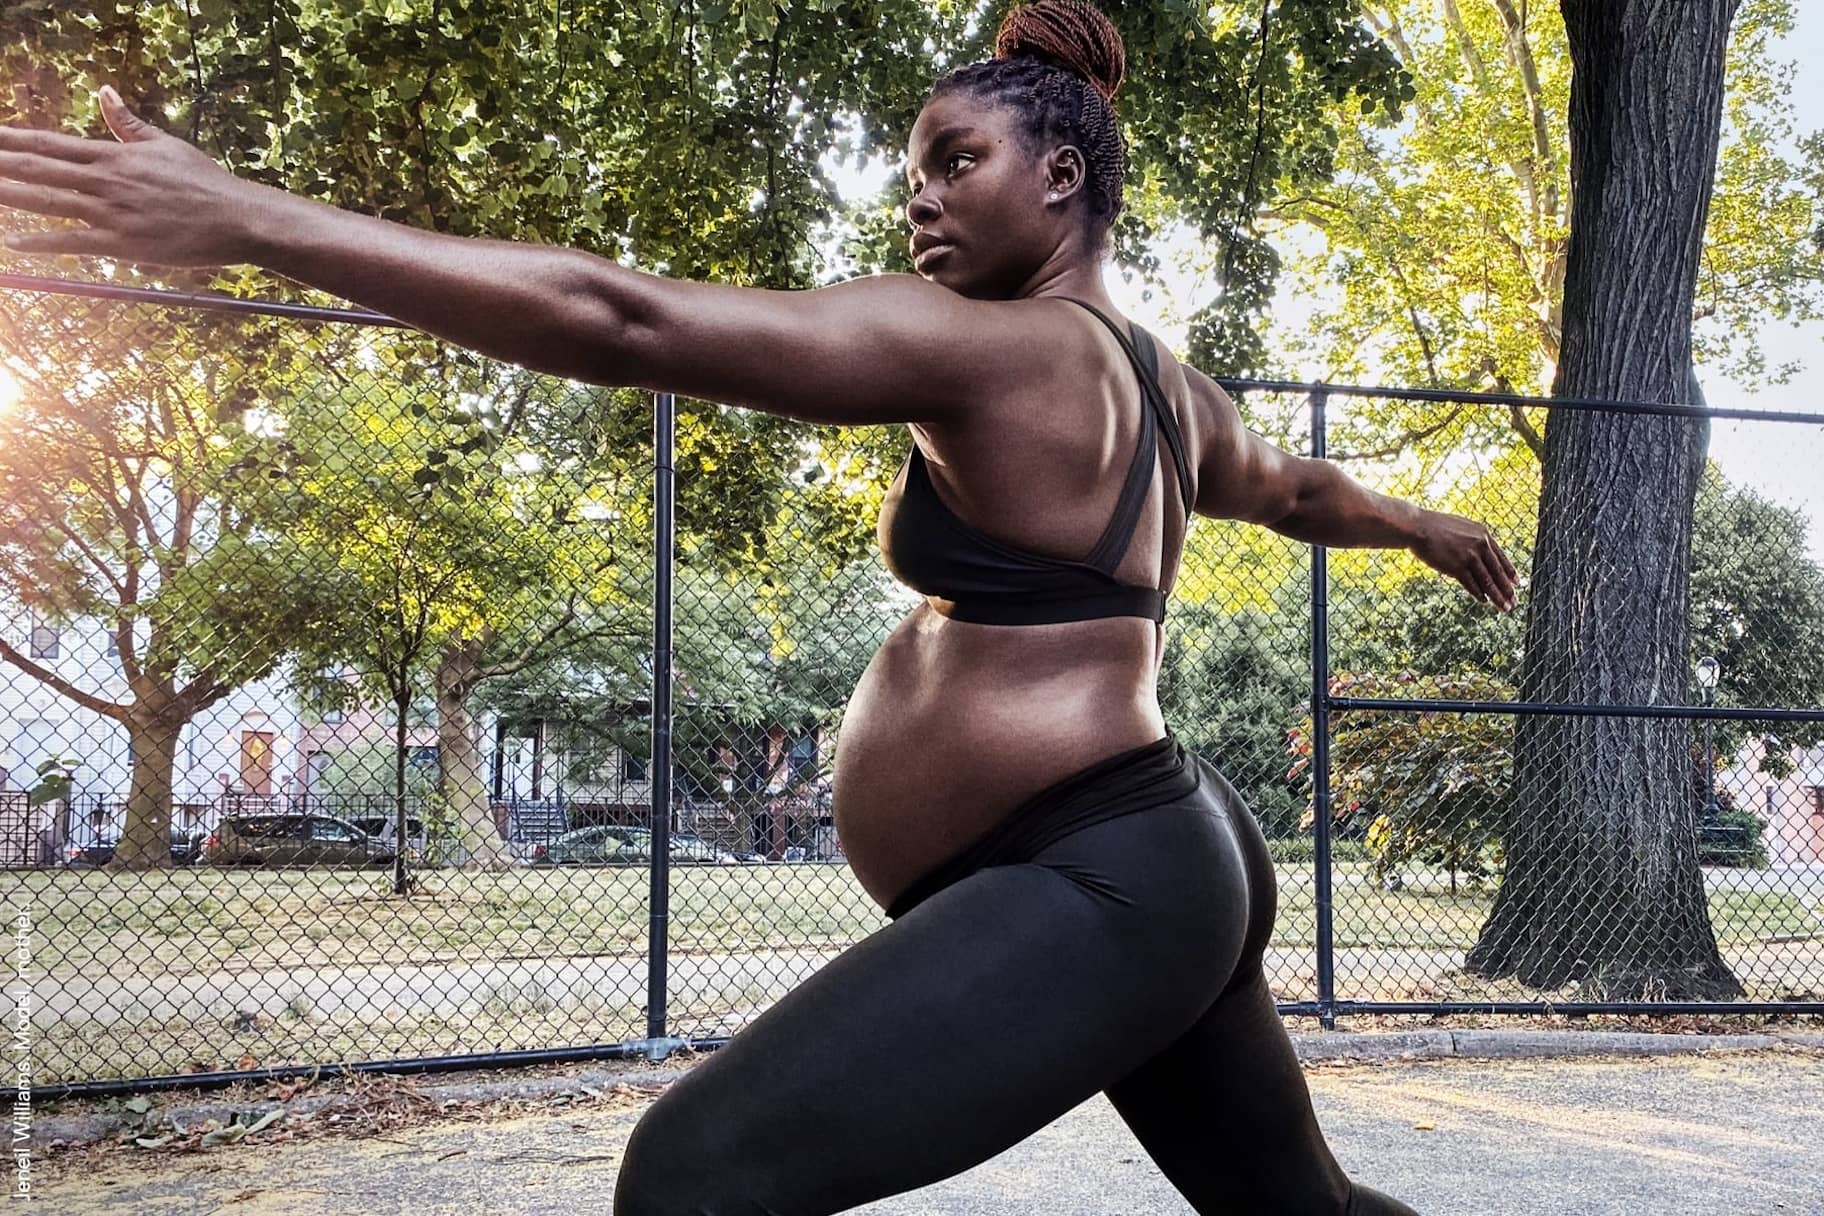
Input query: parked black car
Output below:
<box><xmin>62</xmin><ymin>827</ymin><xmax>205</xmax><ymax>867</ymax></box>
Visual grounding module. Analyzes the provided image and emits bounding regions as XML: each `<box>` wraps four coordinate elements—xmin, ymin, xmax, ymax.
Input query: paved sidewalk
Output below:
<box><xmin>38</xmin><ymin>1048</ymin><xmax>1824</xmax><ymax>1215</ymax></box>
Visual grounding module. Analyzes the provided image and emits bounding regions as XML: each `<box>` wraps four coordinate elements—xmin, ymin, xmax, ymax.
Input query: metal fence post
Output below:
<box><xmin>647</xmin><ymin>391</ymin><xmax>676</xmax><ymax>1053</ymax></box>
<box><xmin>1309</xmin><ymin>390</ymin><xmax>1338</xmax><ymax>1031</ymax></box>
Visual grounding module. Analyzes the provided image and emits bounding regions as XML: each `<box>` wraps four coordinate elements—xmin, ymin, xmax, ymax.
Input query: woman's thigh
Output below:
<box><xmin>614</xmin><ymin>827</ymin><xmax>1248</xmax><ymax>1216</ymax></box>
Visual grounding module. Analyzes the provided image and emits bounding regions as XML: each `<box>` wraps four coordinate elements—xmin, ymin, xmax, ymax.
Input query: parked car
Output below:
<box><xmin>524</xmin><ymin>826</ymin><xmax>746</xmax><ymax>866</ymax></box>
<box><xmin>62</xmin><ymin>827</ymin><xmax>205</xmax><ymax>867</ymax></box>
<box><xmin>62</xmin><ymin>833</ymin><xmax>118</xmax><ymax>867</ymax></box>
<box><xmin>349</xmin><ymin>815</ymin><xmax>428</xmax><ymax>859</ymax></box>
<box><xmin>201</xmin><ymin>813</ymin><xmax>393</xmax><ymax>867</ymax></box>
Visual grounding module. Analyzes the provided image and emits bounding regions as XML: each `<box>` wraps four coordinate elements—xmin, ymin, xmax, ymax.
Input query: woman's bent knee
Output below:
<box><xmin>1348</xmin><ymin>1181</ymin><xmax>1421</xmax><ymax>1216</ymax></box>
<box><xmin>613</xmin><ymin>1100</ymin><xmax>791</xmax><ymax>1216</ymax></box>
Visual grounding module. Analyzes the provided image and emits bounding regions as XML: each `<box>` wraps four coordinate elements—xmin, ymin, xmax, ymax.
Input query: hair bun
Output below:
<box><xmin>993</xmin><ymin>0</ymin><xmax>1127</xmax><ymax>103</ymax></box>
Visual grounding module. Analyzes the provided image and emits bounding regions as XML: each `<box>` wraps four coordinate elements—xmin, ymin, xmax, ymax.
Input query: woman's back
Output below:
<box><xmin>837</xmin><ymin>293</ymin><xmax>1203</xmax><ymax>908</ymax></box>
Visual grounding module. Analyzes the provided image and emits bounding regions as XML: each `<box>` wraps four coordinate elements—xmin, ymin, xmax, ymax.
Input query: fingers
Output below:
<box><xmin>0</xmin><ymin>150</ymin><xmax>104</xmax><ymax>193</ymax></box>
<box><xmin>0</xmin><ymin>125</ymin><xmax>116</xmax><ymax>164</ymax></box>
<box><xmin>0</xmin><ymin>180</ymin><xmax>101</xmax><ymax>223</ymax></box>
<box><xmin>1459</xmin><ymin>561</ymin><xmax>1492</xmax><ymax>605</ymax></box>
<box><xmin>1468</xmin><ymin>545</ymin><xmax>1518</xmax><ymax>612</ymax></box>
<box><xmin>1498</xmin><ymin>543</ymin><xmax>1519</xmax><ymax>582</ymax></box>
<box><xmin>99</xmin><ymin>85</ymin><xmax>162</xmax><ymax>145</ymax></box>
<box><xmin>1483</xmin><ymin>537</ymin><xmax>1519</xmax><ymax>610</ymax></box>
<box><xmin>0</xmin><ymin>225</ymin><xmax>115</xmax><ymax>257</ymax></box>
<box><xmin>1474</xmin><ymin>552</ymin><xmax>1506</xmax><ymax>609</ymax></box>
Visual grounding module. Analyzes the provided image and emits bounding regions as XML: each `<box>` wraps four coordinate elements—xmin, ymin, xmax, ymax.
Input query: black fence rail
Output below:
<box><xmin>2</xmin><ymin>273</ymin><xmax>1821</xmax><ymax>1100</ymax></box>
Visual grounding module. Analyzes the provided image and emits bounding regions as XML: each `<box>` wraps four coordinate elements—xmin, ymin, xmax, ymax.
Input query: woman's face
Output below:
<box><xmin>903</xmin><ymin>91</ymin><xmax>1077</xmax><ymax>299</ymax></box>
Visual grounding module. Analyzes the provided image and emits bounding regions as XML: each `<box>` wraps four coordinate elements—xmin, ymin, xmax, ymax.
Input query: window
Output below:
<box><xmin>309</xmin><ymin>819</ymin><xmax>357</xmax><ymax>842</ymax></box>
<box><xmin>27</xmin><ymin>613</ymin><xmax>58</xmax><ymax>661</ymax></box>
<box><xmin>13</xmin><ymin>720</ymin><xmax>58</xmax><ymax>783</ymax></box>
<box><xmin>621</xmin><ymin>751</ymin><xmax>649</xmax><ymax>781</ymax></box>
<box><xmin>788</xmin><ymin>735</ymin><xmax>818</xmax><ymax>781</ymax></box>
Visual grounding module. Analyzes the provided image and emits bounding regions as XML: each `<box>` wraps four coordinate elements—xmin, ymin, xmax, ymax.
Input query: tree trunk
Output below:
<box><xmin>435</xmin><ymin>641</ymin><xmax>510</xmax><ymax>869</ymax></box>
<box><xmin>1466</xmin><ymin>0</ymin><xmax>1743</xmax><ymax>999</ymax></box>
<box><xmin>110</xmin><ymin>706</ymin><xmax>183</xmax><ymax>870</ymax></box>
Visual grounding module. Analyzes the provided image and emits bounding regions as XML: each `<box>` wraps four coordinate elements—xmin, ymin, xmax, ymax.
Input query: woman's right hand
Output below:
<box><xmin>0</xmin><ymin>85</ymin><xmax>265</xmax><ymax>268</ymax></box>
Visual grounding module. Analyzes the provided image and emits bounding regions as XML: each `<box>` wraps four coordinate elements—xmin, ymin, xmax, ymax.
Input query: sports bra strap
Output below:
<box><xmin>1126</xmin><ymin>318</ymin><xmax>1195</xmax><ymax>520</ymax></box>
<box><xmin>1080</xmin><ymin>375</ymin><xmax>1158</xmax><ymax>575</ymax></box>
<box><xmin>1061</xmin><ymin>298</ymin><xmax>1195</xmax><ymax>522</ymax></box>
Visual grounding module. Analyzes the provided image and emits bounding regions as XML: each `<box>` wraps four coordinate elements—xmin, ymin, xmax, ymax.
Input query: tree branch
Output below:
<box><xmin>1328</xmin><ymin>402</ymin><xmax>1471</xmax><ymax>462</ymax></box>
<box><xmin>0</xmin><ymin>639</ymin><xmax>127</xmax><ymax>718</ymax></box>
<box><xmin>1488</xmin><ymin>0</ymin><xmax>1559</xmax><ymax>225</ymax></box>
<box><xmin>1509</xmin><ymin>402</ymin><xmax>1545</xmax><ymax>457</ymax></box>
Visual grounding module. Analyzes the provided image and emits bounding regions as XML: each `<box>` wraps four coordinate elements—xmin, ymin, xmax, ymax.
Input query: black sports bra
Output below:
<box><xmin>876</xmin><ymin>297</ymin><xmax>1194</xmax><ymax>626</ymax></box>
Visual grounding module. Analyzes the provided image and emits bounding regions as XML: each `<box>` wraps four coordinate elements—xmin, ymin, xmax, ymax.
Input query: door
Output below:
<box><xmin>239</xmin><ymin>731</ymin><xmax>276</xmax><ymax>797</ymax></box>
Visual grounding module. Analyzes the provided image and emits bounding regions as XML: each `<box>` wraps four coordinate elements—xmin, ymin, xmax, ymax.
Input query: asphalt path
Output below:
<box><xmin>37</xmin><ymin>1048</ymin><xmax>1824</xmax><ymax>1215</ymax></box>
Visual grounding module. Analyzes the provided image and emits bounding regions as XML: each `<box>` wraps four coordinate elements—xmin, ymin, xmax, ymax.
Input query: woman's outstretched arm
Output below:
<box><xmin>1185</xmin><ymin>364</ymin><xmax>1520</xmax><ymax>612</ymax></box>
<box><xmin>0</xmin><ymin>87</ymin><xmax>1036</xmax><ymax>427</ymax></box>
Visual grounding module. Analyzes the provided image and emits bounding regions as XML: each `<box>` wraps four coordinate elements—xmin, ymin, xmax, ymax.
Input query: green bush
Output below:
<box><xmin>1290</xmin><ymin>671</ymin><xmax>1513</xmax><ymax>892</ymax></box>
<box><xmin>1699</xmin><ymin>806</ymin><xmax>1768</xmax><ymax>869</ymax></box>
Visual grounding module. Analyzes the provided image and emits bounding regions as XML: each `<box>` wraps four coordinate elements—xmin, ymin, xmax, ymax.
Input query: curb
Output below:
<box><xmin>1289</xmin><ymin>1029</ymin><xmax>1802</xmax><ymax>1063</ymax></box>
<box><xmin>34</xmin><ymin>1030</ymin><xmax>1819</xmax><ymax>1150</ymax></box>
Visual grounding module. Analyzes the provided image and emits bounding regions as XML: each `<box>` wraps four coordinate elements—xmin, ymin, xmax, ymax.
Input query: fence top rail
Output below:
<box><xmin>6</xmin><ymin>272</ymin><xmax>1822</xmax><ymax>426</ymax></box>
<box><xmin>1327</xmin><ymin>696</ymin><xmax>1824</xmax><ymax>722</ymax></box>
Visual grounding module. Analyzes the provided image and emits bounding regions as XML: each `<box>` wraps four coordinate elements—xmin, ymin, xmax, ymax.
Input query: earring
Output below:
<box><xmin>1047</xmin><ymin>191</ymin><xmax>1060</xmax><ymax>201</ymax></box>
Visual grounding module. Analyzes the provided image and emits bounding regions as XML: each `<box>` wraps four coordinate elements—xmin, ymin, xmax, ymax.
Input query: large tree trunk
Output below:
<box><xmin>435</xmin><ymin>641</ymin><xmax>511</xmax><ymax>869</ymax></box>
<box><xmin>110</xmin><ymin>705</ymin><xmax>184</xmax><ymax>870</ymax></box>
<box><xmin>1466</xmin><ymin>0</ymin><xmax>1743</xmax><ymax>999</ymax></box>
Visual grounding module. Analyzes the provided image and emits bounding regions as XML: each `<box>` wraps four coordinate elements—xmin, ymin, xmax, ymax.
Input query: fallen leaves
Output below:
<box><xmin>81</xmin><ymin>1069</ymin><xmax>664</xmax><ymax>1162</ymax></box>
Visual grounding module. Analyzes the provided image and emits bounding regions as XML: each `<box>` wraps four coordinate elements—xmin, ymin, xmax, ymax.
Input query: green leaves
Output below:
<box><xmin>1273</xmin><ymin>0</ymin><xmax>1818</xmax><ymax>403</ymax></box>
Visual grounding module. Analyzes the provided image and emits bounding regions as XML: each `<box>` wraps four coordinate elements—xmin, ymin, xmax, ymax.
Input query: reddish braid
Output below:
<box><xmin>994</xmin><ymin>0</ymin><xmax>1125</xmax><ymax>103</ymax></box>
<box><xmin>930</xmin><ymin>1</ymin><xmax>1130</xmax><ymax>253</ymax></box>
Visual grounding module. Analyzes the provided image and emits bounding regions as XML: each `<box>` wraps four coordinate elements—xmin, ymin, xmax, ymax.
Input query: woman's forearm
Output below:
<box><xmin>238</xmin><ymin>182</ymin><xmax>629</xmax><ymax>383</ymax></box>
<box><xmin>1271</xmin><ymin>458</ymin><xmax>1429</xmax><ymax>550</ymax></box>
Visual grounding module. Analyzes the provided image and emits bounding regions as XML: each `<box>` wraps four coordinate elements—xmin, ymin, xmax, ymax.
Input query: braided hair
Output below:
<box><xmin>931</xmin><ymin>0</ymin><xmax>1129</xmax><ymax>255</ymax></box>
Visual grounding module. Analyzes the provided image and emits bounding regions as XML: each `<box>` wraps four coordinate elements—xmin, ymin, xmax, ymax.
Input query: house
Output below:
<box><xmin>1719</xmin><ymin>737</ymin><xmax>1824</xmax><ymax>865</ymax></box>
<box><xmin>3</xmin><ymin>603</ymin><xmax>836</xmax><ymax>861</ymax></box>
<box><xmin>1</xmin><ymin>605</ymin><xmax>303</xmax><ymax>858</ymax></box>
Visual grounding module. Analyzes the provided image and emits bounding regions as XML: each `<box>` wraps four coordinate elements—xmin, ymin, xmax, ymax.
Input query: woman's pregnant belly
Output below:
<box><xmin>832</xmin><ymin>601</ymin><xmax>1167</xmax><ymax>908</ymax></box>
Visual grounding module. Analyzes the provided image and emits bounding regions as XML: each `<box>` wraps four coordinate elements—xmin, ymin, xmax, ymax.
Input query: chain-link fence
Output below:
<box><xmin>3</xmin><ymin>275</ymin><xmax>1821</xmax><ymax>1098</ymax></box>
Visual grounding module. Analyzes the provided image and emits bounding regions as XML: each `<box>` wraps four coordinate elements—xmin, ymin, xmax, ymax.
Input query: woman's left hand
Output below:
<box><xmin>0</xmin><ymin>85</ymin><xmax>265</xmax><ymax>268</ymax></box>
<box><xmin>1410</xmin><ymin>510</ymin><xmax>1521</xmax><ymax>612</ymax></box>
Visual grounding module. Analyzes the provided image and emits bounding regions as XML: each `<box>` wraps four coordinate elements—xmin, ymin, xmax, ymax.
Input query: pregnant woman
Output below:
<box><xmin>0</xmin><ymin>3</ymin><xmax>1515</xmax><ymax>1210</ymax></box>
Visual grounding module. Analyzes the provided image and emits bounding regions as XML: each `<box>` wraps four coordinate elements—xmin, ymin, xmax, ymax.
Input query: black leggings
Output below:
<box><xmin>614</xmin><ymin>734</ymin><xmax>1418</xmax><ymax>1215</ymax></box>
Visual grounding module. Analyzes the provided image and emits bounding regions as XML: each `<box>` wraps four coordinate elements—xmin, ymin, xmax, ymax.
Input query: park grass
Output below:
<box><xmin>13</xmin><ymin>862</ymin><xmax>1819</xmax><ymax>981</ymax></box>
<box><xmin>34</xmin><ymin>997</ymin><xmax>651</xmax><ymax>1089</ymax></box>
<box><xmin>17</xmin><ymin>863</ymin><xmax>1822</xmax><ymax>1087</ymax></box>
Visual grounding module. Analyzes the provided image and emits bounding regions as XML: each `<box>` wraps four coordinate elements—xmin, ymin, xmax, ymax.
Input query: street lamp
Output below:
<box><xmin>1696</xmin><ymin>655</ymin><xmax>1721</xmax><ymax>822</ymax></box>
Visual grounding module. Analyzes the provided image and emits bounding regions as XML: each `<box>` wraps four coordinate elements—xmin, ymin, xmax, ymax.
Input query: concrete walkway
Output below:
<box><xmin>37</xmin><ymin>1048</ymin><xmax>1824</xmax><ymax>1215</ymax></box>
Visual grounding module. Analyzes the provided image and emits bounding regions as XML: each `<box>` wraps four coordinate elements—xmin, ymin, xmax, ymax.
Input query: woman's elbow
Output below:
<box><xmin>548</xmin><ymin>249</ymin><xmax>649</xmax><ymax>387</ymax></box>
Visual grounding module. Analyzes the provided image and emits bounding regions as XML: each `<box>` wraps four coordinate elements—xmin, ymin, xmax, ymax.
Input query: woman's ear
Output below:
<box><xmin>1044</xmin><ymin>145</ymin><xmax>1086</xmax><ymax>201</ymax></box>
